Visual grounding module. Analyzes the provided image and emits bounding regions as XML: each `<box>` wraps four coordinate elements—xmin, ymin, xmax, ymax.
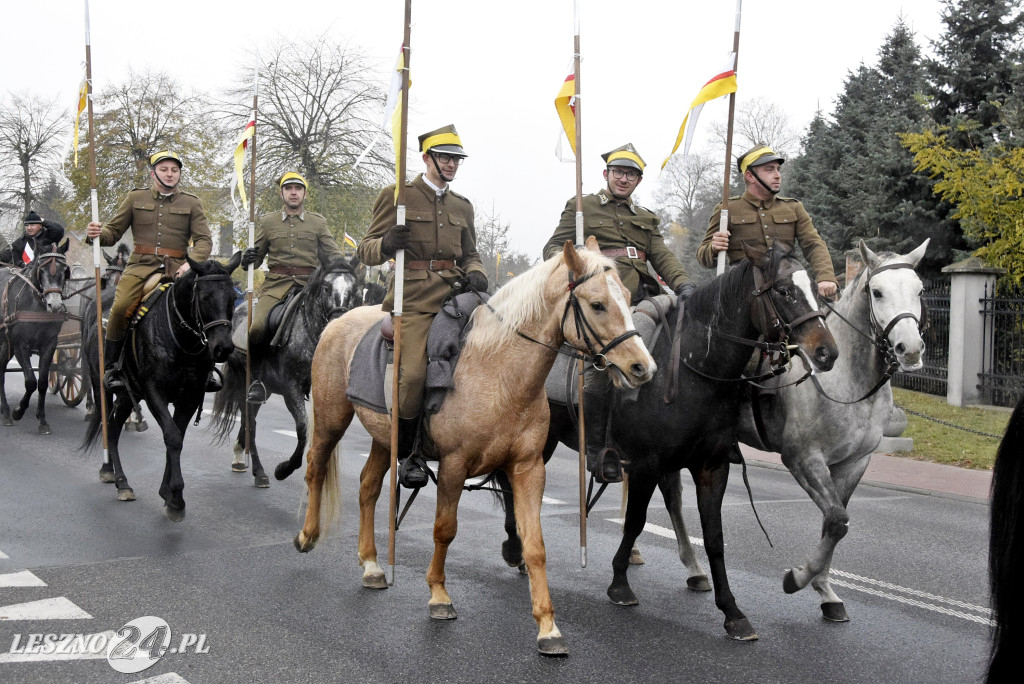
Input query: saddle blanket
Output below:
<box><xmin>346</xmin><ymin>292</ymin><xmax>488</xmax><ymax>415</ymax></box>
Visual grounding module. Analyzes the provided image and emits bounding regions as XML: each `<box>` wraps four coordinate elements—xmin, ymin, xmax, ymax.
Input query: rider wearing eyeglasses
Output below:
<box><xmin>357</xmin><ymin>124</ymin><xmax>487</xmax><ymax>488</ymax></box>
<box><xmin>697</xmin><ymin>144</ymin><xmax>838</xmax><ymax>299</ymax></box>
<box><xmin>543</xmin><ymin>143</ymin><xmax>695</xmax><ymax>483</ymax></box>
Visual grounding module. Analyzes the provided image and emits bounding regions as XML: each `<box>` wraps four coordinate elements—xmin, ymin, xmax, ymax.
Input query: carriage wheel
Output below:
<box><xmin>54</xmin><ymin>347</ymin><xmax>85</xmax><ymax>407</ymax></box>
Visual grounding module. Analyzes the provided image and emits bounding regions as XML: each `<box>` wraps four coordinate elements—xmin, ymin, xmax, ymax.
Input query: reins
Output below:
<box><xmin>160</xmin><ymin>273</ymin><xmax>233</xmax><ymax>355</ymax></box>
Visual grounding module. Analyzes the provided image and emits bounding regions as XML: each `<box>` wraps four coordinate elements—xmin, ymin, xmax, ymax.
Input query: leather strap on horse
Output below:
<box><xmin>134</xmin><ymin>245</ymin><xmax>185</xmax><ymax>258</ymax></box>
<box><xmin>664</xmin><ymin>296</ymin><xmax>687</xmax><ymax>405</ymax></box>
<box><xmin>269</xmin><ymin>265</ymin><xmax>315</xmax><ymax>276</ymax></box>
<box><xmin>405</xmin><ymin>259</ymin><xmax>456</xmax><ymax>271</ymax></box>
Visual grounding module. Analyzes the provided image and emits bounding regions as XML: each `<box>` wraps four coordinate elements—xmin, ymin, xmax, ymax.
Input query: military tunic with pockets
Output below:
<box><xmin>88</xmin><ymin>187</ymin><xmax>212</xmax><ymax>341</ymax></box>
<box><xmin>697</xmin><ymin>190</ymin><xmax>837</xmax><ymax>284</ymax></box>
<box><xmin>357</xmin><ymin>173</ymin><xmax>484</xmax><ymax>418</ymax></box>
<box><xmin>542</xmin><ymin>190</ymin><xmax>689</xmax><ymax>303</ymax></box>
<box><xmin>248</xmin><ymin>209</ymin><xmax>343</xmax><ymax>345</ymax></box>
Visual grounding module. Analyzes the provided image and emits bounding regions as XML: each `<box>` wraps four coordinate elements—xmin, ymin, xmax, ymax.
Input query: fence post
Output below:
<box><xmin>942</xmin><ymin>257</ymin><xmax>1004</xmax><ymax>407</ymax></box>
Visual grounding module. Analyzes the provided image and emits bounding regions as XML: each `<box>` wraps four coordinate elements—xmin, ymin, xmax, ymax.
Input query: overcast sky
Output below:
<box><xmin>4</xmin><ymin>1</ymin><xmax>947</xmax><ymax>258</ymax></box>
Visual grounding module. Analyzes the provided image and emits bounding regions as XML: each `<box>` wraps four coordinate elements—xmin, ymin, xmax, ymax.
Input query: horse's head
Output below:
<box><xmin>102</xmin><ymin>243</ymin><xmax>131</xmax><ymax>288</ymax></box>
<box><xmin>180</xmin><ymin>252</ymin><xmax>242</xmax><ymax>363</ymax></box>
<box><xmin>747</xmin><ymin>245</ymin><xmax>838</xmax><ymax>373</ymax></box>
<box><xmin>30</xmin><ymin>240</ymin><xmax>70</xmax><ymax>313</ymax></box>
<box><xmin>313</xmin><ymin>252</ymin><xmax>362</xmax><ymax>323</ymax></box>
<box><xmin>857</xmin><ymin>238</ymin><xmax>929</xmax><ymax>371</ymax></box>
<box><xmin>557</xmin><ymin>237</ymin><xmax>656</xmax><ymax>389</ymax></box>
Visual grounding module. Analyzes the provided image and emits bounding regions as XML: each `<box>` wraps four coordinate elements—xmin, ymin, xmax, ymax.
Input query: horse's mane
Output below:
<box><xmin>467</xmin><ymin>247</ymin><xmax>614</xmax><ymax>351</ymax></box>
<box><xmin>989</xmin><ymin>392</ymin><xmax>1024</xmax><ymax>680</ymax></box>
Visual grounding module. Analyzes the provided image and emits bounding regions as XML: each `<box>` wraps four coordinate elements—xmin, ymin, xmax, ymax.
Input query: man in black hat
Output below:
<box><xmin>0</xmin><ymin>211</ymin><xmax>66</xmax><ymax>265</ymax></box>
<box><xmin>357</xmin><ymin>124</ymin><xmax>487</xmax><ymax>488</ymax></box>
<box><xmin>697</xmin><ymin>144</ymin><xmax>837</xmax><ymax>298</ymax></box>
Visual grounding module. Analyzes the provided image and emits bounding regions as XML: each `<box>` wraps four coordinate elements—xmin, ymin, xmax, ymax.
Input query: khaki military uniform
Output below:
<box><xmin>248</xmin><ymin>209</ymin><xmax>342</xmax><ymax>346</ymax></box>
<box><xmin>543</xmin><ymin>190</ymin><xmax>689</xmax><ymax>303</ymax></box>
<box><xmin>357</xmin><ymin>174</ymin><xmax>484</xmax><ymax>418</ymax></box>
<box><xmin>697</xmin><ymin>190</ymin><xmax>837</xmax><ymax>284</ymax></box>
<box><xmin>88</xmin><ymin>187</ymin><xmax>212</xmax><ymax>341</ymax></box>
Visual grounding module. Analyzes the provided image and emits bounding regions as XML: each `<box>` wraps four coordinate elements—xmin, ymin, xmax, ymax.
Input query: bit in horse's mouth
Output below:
<box><xmin>608</xmin><ymin>365</ymin><xmax>650</xmax><ymax>389</ymax></box>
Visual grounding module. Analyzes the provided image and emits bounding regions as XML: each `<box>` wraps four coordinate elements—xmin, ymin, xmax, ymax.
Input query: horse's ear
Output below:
<box><xmin>905</xmin><ymin>238</ymin><xmax>929</xmax><ymax>268</ymax></box>
<box><xmin>318</xmin><ymin>248</ymin><xmax>331</xmax><ymax>268</ymax></box>
<box><xmin>226</xmin><ymin>250</ymin><xmax>243</xmax><ymax>274</ymax></box>
<box><xmin>562</xmin><ymin>240</ymin><xmax>582</xmax><ymax>272</ymax></box>
<box><xmin>740</xmin><ymin>241</ymin><xmax>768</xmax><ymax>267</ymax></box>
<box><xmin>858</xmin><ymin>239</ymin><xmax>881</xmax><ymax>270</ymax></box>
<box><xmin>58</xmin><ymin>239</ymin><xmax>69</xmax><ymax>254</ymax></box>
<box><xmin>584</xmin><ymin>235</ymin><xmax>600</xmax><ymax>252</ymax></box>
<box><xmin>348</xmin><ymin>254</ymin><xmax>361</xmax><ymax>272</ymax></box>
<box><xmin>103</xmin><ymin>249</ymin><xmax>113</xmax><ymax>264</ymax></box>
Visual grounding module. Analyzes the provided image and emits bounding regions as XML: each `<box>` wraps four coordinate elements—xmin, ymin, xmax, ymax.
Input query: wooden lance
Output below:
<box><xmin>244</xmin><ymin>68</ymin><xmax>259</xmax><ymax>467</ymax></box>
<box><xmin>717</xmin><ymin>0</ymin><xmax>743</xmax><ymax>275</ymax></box>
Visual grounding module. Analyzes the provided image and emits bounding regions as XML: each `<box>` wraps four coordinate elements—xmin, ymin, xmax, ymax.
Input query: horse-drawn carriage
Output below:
<box><xmin>44</xmin><ymin>263</ymin><xmax>92</xmax><ymax>408</ymax></box>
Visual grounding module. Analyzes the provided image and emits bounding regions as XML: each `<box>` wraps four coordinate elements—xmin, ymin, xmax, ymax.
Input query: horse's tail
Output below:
<box><xmin>309</xmin><ymin>391</ymin><xmax>342</xmax><ymax>537</ymax></box>
<box><xmin>988</xmin><ymin>392</ymin><xmax>1024</xmax><ymax>682</ymax></box>
<box><xmin>210</xmin><ymin>352</ymin><xmax>246</xmax><ymax>444</ymax></box>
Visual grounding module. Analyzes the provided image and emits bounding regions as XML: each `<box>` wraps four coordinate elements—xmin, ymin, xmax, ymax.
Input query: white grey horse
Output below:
<box><xmin>736</xmin><ymin>238</ymin><xmax>930</xmax><ymax>621</ymax></box>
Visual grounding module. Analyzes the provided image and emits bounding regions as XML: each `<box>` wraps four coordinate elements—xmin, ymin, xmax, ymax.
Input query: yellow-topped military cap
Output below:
<box><xmin>737</xmin><ymin>144</ymin><xmax>785</xmax><ymax>174</ymax></box>
<box><xmin>279</xmin><ymin>171</ymin><xmax>308</xmax><ymax>189</ymax></box>
<box><xmin>149</xmin><ymin>150</ymin><xmax>183</xmax><ymax>168</ymax></box>
<box><xmin>601</xmin><ymin>143</ymin><xmax>645</xmax><ymax>173</ymax></box>
<box><xmin>418</xmin><ymin>124</ymin><xmax>467</xmax><ymax>157</ymax></box>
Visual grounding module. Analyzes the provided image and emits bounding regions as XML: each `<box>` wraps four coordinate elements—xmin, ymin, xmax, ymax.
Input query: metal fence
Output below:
<box><xmin>979</xmin><ymin>281</ymin><xmax>1024</xmax><ymax>407</ymax></box>
<box><xmin>892</xmin><ymin>280</ymin><xmax>950</xmax><ymax>397</ymax></box>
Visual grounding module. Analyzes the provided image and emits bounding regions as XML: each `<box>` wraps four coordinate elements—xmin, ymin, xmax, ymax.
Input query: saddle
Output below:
<box><xmin>267</xmin><ymin>289</ymin><xmax>303</xmax><ymax>348</ymax></box>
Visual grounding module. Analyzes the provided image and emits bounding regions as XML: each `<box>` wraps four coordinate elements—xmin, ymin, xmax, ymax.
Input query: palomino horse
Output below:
<box><xmin>82</xmin><ymin>254</ymin><xmax>241</xmax><ymax>519</ymax></box>
<box><xmin>0</xmin><ymin>241</ymin><xmax>70</xmax><ymax>434</ymax></box>
<box><xmin>211</xmin><ymin>254</ymin><xmax>362</xmax><ymax>487</ymax></box>
<box><xmin>504</xmin><ymin>245</ymin><xmax>837</xmax><ymax>640</ymax></box>
<box><xmin>295</xmin><ymin>238</ymin><xmax>655</xmax><ymax>655</ymax></box>
<box><xmin>737</xmin><ymin>239</ymin><xmax>929</xmax><ymax>622</ymax></box>
<box><xmin>988</xmin><ymin>391</ymin><xmax>1024</xmax><ymax>683</ymax></box>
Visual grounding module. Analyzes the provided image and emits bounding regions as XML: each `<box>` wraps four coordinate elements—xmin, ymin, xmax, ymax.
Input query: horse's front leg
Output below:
<box><xmin>33</xmin><ymin>341</ymin><xmax>59</xmax><ymax>434</ymax></box>
<box><xmin>241</xmin><ymin>400</ymin><xmax>268</xmax><ymax>487</ymax></box>
<box><xmin>357</xmin><ymin>438</ymin><xmax>390</xmax><ymax>588</ymax></box>
<box><xmin>148</xmin><ymin>396</ymin><xmax>189</xmax><ymax>521</ymax></box>
<box><xmin>274</xmin><ymin>387</ymin><xmax>309</xmax><ymax>488</ymax></box>
<box><xmin>780</xmin><ymin>447</ymin><xmax>854</xmax><ymax>598</ymax></box>
<box><xmin>693</xmin><ymin>458</ymin><xmax>757</xmax><ymax>640</ymax></box>
<box><xmin>507</xmin><ymin>454</ymin><xmax>567</xmax><ymax>656</ymax></box>
<box><xmin>0</xmin><ymin>346</ymin><xmax>12</xmax><ymax>425</ymax></box>
<box><xmin>806</xmin><ymin>453</ymin><xmax>871</xmax><ymax>622</ymax></box>
<box><xmin>10</xmin><ymin>346</ymin><xmax>37</xmax><ymax>423</ymax></box>
<box><xmin>107</xmin><ymin>396</ymin><xmax>136</xmax><ymax>501</ymax></box>
<box><xmin>426</xmin><ymin>455</ymin><xmax>468</xmax><ymax>620</ymax></box>
<box><xmin>658</xmin><ymin>470</ymin><xmax>711</xmax><ymax>591</ymax></box>
<box><xmin>608</xmin><ymin>471</ymin><xmax>658</xmax><ymax>606</ymax></box>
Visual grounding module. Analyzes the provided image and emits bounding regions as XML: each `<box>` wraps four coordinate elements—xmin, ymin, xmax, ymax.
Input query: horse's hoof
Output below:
<box><xmin>362</xmin><ymin>573</ymin><xmax>388</xmax><ymax>590</ymax></box>
<box><xmin>99</xmin><ymin>468</ymin><xmax>115</xmax><ymax>484</ymax></box>
<box><xmin>124</xmin><ymin>421</ymin><xmax>136</xmax><ymax>432</ymax></box>
<box><xmin>135</xmin><ymin>419</ymin><xmax>148</xmax><ymax>432</ymax></box>
<box><xmin>821</xmin><ymin>602</ymin><xmax>850</xmax><ymax>622</ymax></box>
<box><xmin>12</xmin><ymin>408</ymin><xmax>24</xmax><ymax>421</ymax></box>
<box><xmin>165</xmin><ymin>506</ymin><xmax>185</xmax><ymax>522</ymax></box>
<box><xmin>1</xmin><ymin>416</ymin><xmax>12</xmax><ymax>426</ymax></box>
<box><xmin>687</xmin><ymin>575</ymin><xmax>712</xmax><ymax>592</ymax></box>
<box><xmin>275</xmin><ymin>462</ymin><xmax>296</xmax><ymax>481</ymax></box>
<box><xmin>429</xmin><ymin>603</ymin><xmax>458</xmax><ymax>620</ymax></box>
<box><xmin>628</xmin><ymin>548</ymin><xmax>645</xmax><ymax>565</ymax></box>
<box><xmin>517</xmin><ymin>562</ymin><xmax>528</xmax><ymax>575</ymax></box>
<box><xmin>293</xmin><ymin>533</ymin><xmax>316</xmax><ymax>553</ymax></box>
<box><xmin>117</xmin><ymin>488</ymin><xmax>136</xmax><ymax>502</ymax></box>
<box><xmin>231</xmin><ymin>461</ymin><xmax>248</xmax><ymax>473</ymax></box>
<box><xmin>254</xmin><ymin>473</ymin><xmax>270</xmax><ymax>488</ymax></box>
<box><xmin>38</xmin><ymin>423</ymin><xmax>52</xmax><ymax>435</ymax></box>
<box><xmin>537</xmin><ymin>635</ymin><xmax>569</xmax><ymax>657</ymax></box>
<box><xmin>607</xmin><ymin>584</ymin><xmax>639</xmax><ymax>606</ymax></box>
<box><xmin>724</xmin><ymin>617</ymin><xmax>759</xmax><ymax>641</ymax></box>
<box><xmin>783</xmin><ymin>569</ymin><xmax>803</xmax><ymax>594</ymax></box>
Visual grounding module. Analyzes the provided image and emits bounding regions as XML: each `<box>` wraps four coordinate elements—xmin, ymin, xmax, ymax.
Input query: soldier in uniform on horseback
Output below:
<box><xmin>0</xmin><ymin>211</ymin><xmax>66</xmax><ymax>265</ymax></box>
<box><xmin>356</xmin><ymin>124</ymin><xmax>487</xmax><ymax>488</ymax></box>
<box><xmin>239</xmin><ymin>171</ymin><xmax>344</xmax><ymax>403</ymax></box>
<box><xmin>542</xmin><ymin>143</ymin><xmax>695</xmax><ymax>482</ymax></box>
<box><xmin>85</xmin><ymin>150</ymin><xmax>216</xmax><ymax>393</ymax></box>
<box><xmin>697</xmin><ymin>144</ymin><xmax>838</xmax><ymax>299</ymax></box>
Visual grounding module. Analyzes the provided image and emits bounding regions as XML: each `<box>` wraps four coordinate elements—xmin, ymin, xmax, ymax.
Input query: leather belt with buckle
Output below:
<box><xmin>406</xmin><ymin>259</ymin><xmax>456</xmax><ymax>271</ymax></box>
<box><xmin>601</xmin><ymin>247</ymin><xmax>647</xmax><ymax>262</ymax></box>
<box><xmin>133</xmin><ymin>245</ymin><xmax>186</xmax><ymax>258</ymax></box>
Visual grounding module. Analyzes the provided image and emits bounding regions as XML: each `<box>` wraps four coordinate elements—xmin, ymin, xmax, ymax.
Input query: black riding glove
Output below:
<box><xmin>466</xmin><ymin>270</ymin><xmax>488</xmax><ymax>293</ymax></box>
<box><xmin>240</xmin><ymin>247</ymin><xmax>262</xmax><ymax>268</ymax></box>
<box><xmin>380</xmin><ymin>224</ymin><xmax>411</xmax><ymax>257</ymax></box>
<box><xmin>675</xmin><ymin>282</ymin><xmax>696</xmax><ymax>300</ymax></box>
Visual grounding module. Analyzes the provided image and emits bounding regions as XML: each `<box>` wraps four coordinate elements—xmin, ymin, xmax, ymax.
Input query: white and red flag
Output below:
<box><xmin>662</xmin><ymin>55</ymin><xmax>738</xmax><ymax>169</ymax></box>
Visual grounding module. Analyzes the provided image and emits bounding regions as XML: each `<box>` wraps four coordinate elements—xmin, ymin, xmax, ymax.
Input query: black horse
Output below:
<box><xmin>0</xmin><ymin>241</ymin><xmax>70</xmax><ymax>434</ymax></box>
<box><xmin>211</xmin><ymin>254</ymin><xmax>362</xmax><ymax>487</ymax></box>
<box><xmin>82</xmin><ymin>253</ymin><xmax>241</xmax><ymax>519</ymax></box>
<box><xmin>988</xmin><ymin>392</ymin><xmax>1024</xmax><ymax>682</ymax></box>
<box><xmin>499</xmin><ymin>246</ymin><xmax>838</xmax><ymax>640</ymax></box>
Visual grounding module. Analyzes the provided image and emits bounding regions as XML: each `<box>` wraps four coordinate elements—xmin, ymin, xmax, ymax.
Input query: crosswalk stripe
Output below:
<box><xmin>0</xmin><ymin>597</ymin><xmax>92</xmax><ymax>620</ymax></box>
<box><xmin>275</xmin><ymin>429</ymin><xmax>298</xmax><ymax>438</ymax></box>
<box><xmin>606</xmin><ymin>518</ymin><xmax>705</xmax><ymax>546</ymax></box>
<box><xmin>0</xmin><ymin>570</ymin><xmax>46</xmax><ymax>587</ymax></box>
<box><xmin>133</xmin><ymin>673</ymin><xmax>192</xmax><ymax>684</ymax></box>
<box><xmin>0</xmin><ymin>550</ymin><xmax>9</xmax><ymax>559</ymax></box>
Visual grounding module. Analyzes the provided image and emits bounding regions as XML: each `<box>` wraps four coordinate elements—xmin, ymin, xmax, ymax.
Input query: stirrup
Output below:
<box><xmin>103</xmin><ymin>367</ymin><xmax>126</xmax><ymax>392</ymax></box>
<box><xmin>592</xmin><ymin>446</ymin><xmax>624</xmax><ymax>484</ymax></box>
<box><xmin>398</xmin><ymin>455</ymin><xmax>430</xmax><ymax>489</ymax></box>
<box><xmin>247</xmin><ymin>379</ymin><xmax>267</xmax><ymax>404</ymax></box>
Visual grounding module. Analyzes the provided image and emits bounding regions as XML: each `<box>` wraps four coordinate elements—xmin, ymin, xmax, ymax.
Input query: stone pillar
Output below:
<box><xmin>942</xmin><ymin>257</ymin><xmax>1005</xmax><ymax>407</ymax></box>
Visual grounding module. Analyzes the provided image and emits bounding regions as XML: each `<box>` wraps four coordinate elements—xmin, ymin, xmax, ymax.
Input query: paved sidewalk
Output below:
<box><xmin>741</xmin><ymin>445</ymin><xmax>992</xmax><ymax>503</ymax></box>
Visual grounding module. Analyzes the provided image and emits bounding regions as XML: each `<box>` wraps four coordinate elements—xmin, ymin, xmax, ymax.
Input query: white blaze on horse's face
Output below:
<box><xmin>790</xmin><ymin>270</ymin><xmax>819</xmax><ymax>314</ymax></box>
<box><xmin>603</xmin><ymin>271</ymin><xmax>657</xmax><ymax>386</ymax></box>
<box><xmin>869</xmin><ymin>267</ymin><xmax>925</xmax><ymax>371</ymax></box>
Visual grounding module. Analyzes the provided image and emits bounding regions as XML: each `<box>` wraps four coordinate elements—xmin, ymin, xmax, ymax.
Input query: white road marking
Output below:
<box><xmin>0</xmin><ymin>597</ymin><xmax>92</xmax><ymax>620</ymax></box>
<box><xmin>607</xmin><ymin>518</ymin><xmax>704</xmax><ymax>546</ymax></box>
<box><xmin>133</xmin><ymin>673</ymin><xmax>192</xmax><ymax>684</ymax></box>
<box><xmin>275</xmin><ymin>429</ymin><xmax>298</xmax><ymax>438</ymax></box>
<box><xmin>0</xmin><ymin>631</ymin><xmax>115</xmax><ymax>663</ymax></box>
<box><xmin>0</xmin><ymin>570</ymin><xmax>46</xmax><ymax>587</ymax></box>
<box><xmin>830</xmin><ymin>579</ymin><xmax>993</xmax><ymax>626</ymax></box>
<box><xmin>0</xmin><ymin>550</ymin><xmax>8</xmax><ymax>559</ymax></box>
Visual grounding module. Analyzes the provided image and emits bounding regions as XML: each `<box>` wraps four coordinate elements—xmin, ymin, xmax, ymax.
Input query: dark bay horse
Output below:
<box><xmin>82</xmin><ymin>253</ymin><xmax>241</xmax><ymax>519</ymax></box>
<box><xmin>502</xmin><ymin>246</ymin><xmax>838</xmax><ymax>641</ymax></box>
<box><xmin>211</xmin><ymin>254</ymin><xmax>362</xmax><ymax>487</ymax></box>
<box><xmin>988</xmin><ymin>391</ymin><xmax>1024</xmax><ymax>683</ymax></box>
<box><xmin>0</xmin><ymin>241</ymin><xmax>70</xmax><ymax>434</ymax></box>
<box><xmin>295</xmin><ymin>238</ymin><xmax>655</xmax><ymax>655</ymax></box>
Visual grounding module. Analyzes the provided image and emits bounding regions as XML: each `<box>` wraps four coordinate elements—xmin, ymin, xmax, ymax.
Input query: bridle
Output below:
<box><xmin>814</xmin><ymin>261</ymin><xmax>923</xmax><ymax>404</ymax></box>
<box><xmin>303</xmin><ymin>263</ymin><xmax>359</xmax><ymax>333</ymax></box>
<box><xmin>164</xmin><ymin>272</ymin><xmax>233</xmax><ymax>355</ymax></box>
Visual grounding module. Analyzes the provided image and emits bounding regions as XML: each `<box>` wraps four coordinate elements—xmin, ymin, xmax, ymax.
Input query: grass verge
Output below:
<box><xmin>892</xmin><ymin>388</ymin><xmax>1010</xmax><ymax>470</ymax></box>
